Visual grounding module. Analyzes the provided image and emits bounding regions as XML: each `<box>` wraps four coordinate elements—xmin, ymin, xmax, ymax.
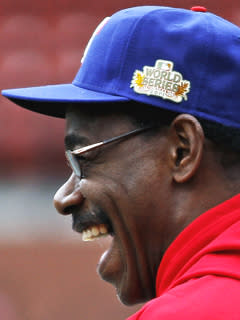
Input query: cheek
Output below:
<box><xmin>119</xmin><ymin>155</ymin><xmax>172</xmax><ymax>242</ymax></box>
<box><xmin>121</xmin><ymin>156</ymin><xmax>168</xmax><ymax>202</ymax></box>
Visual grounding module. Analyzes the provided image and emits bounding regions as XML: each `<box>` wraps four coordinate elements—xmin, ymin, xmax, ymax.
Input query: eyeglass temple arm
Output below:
<box><xmin>72</xmin><ymin>126</ymin><xmax>151</xmax><ymax>155</ymax></box>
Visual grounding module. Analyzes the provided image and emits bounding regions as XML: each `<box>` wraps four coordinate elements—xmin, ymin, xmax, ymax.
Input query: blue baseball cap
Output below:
<box><xmin>2</xmin><ymin>6</ymin><xmax>240</xmax><ymax>128</ymax></box>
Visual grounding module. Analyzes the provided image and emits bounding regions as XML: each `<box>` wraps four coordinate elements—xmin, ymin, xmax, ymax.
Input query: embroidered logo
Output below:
<box><xmin>130</xmin><ymin>59</ymin><xmax>191</xmax><ymax>103</ymax></box>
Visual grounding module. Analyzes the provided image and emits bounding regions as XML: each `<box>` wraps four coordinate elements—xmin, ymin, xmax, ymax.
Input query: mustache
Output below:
<box><xmin>72</xmin><ymin>208</ymin><xmax>112</xmax><ymax>233</ymax></box>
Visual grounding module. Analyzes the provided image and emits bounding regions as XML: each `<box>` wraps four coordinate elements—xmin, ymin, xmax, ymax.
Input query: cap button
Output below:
<box><xmin>191</xmin><ymin>6</ymin><xmax>207</xmax><ymax>12</ymax></box>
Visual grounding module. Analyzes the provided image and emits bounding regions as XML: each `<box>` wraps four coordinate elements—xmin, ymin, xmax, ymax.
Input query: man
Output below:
<box><xmin>2</xmin><ymin>5</ymin><xmax>240</xmax><ymax>319</ymax></box>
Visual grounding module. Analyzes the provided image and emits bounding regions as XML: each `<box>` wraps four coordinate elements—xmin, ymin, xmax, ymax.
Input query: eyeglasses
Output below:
<box><xmin>65</xmin><ymin>126</ymin><xmax>152</xmax><ymax>179</ymax></box>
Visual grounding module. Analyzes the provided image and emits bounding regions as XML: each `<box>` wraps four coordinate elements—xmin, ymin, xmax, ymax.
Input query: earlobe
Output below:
<box><xmin>170</xmin><ymin>114</ymin><xmax>204</xmax><ymax>183</ymax></box>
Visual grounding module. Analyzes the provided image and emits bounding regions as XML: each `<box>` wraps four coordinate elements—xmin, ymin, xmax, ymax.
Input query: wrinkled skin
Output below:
<box><xmin>54</xmin><ymin>104</ymin><xmax>236</xmax><ymax>305</ymax></box>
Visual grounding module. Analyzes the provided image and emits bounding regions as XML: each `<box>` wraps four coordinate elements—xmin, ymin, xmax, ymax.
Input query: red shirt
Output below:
<box><xmin>128</xmin><ymin>194</ymin><xmax>240</xmax><ymax>319</ymax></box>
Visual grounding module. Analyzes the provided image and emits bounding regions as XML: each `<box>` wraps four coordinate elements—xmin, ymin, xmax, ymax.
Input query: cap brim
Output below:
<box><xmin>2</xmin><ymin>83</ymin><xmax>129</xmax><ymax>118</ymax></box>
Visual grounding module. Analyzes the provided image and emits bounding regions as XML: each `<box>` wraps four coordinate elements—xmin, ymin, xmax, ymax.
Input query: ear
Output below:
<box><xmin>169</xmin><ymin>114</ymin><xmax>204</xmax><ymax>183</ymax></box>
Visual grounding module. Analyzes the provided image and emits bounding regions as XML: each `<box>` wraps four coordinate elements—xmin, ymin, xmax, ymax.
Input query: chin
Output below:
<box><xmin>115</xmin><ymin>279</ymin><xmax>154</xmax><ymax>306</ymax></box>
<box><xmin>117</xmin><ymin>293</ymin><xmax>146</xmax><ymax>306</ymax></box>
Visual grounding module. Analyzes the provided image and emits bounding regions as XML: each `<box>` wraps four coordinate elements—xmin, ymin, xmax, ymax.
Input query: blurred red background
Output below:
<box><xmin>0</xmin><ymin>0</ymin><xmax>239</xmax><ymax>319</ymax></box>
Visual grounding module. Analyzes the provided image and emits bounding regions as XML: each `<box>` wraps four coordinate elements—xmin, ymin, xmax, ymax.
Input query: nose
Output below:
<box><xmin>54</xmin><ymin>173</ymin><xmax>85</xmax><ymax>215</ymax></box>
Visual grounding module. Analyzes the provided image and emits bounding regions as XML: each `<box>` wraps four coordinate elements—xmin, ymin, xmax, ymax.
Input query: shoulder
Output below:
<box><xmin>128</xmin><ymin>275</ymin><xmax>240</xmax><ymax>320</ymax></box>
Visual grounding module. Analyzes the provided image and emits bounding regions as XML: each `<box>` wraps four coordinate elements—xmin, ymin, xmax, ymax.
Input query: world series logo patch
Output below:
<box><xmin>130</xmin><ymin>59</ymin><xmax>191</xmax><ymax>103</ymax></box>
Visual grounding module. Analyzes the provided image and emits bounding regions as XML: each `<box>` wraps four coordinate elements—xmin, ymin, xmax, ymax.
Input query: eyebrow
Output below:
<box><xmin>64</xmin><ymin>133</ymin><xmax>90</xmax><ymax>150</ymax></box>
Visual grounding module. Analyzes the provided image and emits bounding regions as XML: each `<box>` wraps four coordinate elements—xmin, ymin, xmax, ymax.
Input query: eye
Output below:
<box><xmin>75</xmin><ymin>154</ymin><xmax>90</xmax><ymax>163</ymax></box>
<box><xmin>75</xmin><ymin>155</ymin><xmax>92</xmax><ymax>179</ymax></box>
<box><xmin>75</xmin><ymin>154</ymin><xmax>86</xmax><ymax>161</ymax></box>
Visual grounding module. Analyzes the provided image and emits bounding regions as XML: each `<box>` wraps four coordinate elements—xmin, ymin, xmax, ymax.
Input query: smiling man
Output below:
<box><xmin>2</xmin><ymin>5</ymin><xmax>240</xmax><ymax>319</ymax></box>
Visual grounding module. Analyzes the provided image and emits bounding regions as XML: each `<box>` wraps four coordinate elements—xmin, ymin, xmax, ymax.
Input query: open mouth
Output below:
<box><xmin>72</xmin><ymin>210</ymin><xmax>114</xmax><ymax>242</ymax></box>
<box><xmin>82</xmin><ymin>224</ymin><xmax>109</xmax><ymax>241</ymax></box>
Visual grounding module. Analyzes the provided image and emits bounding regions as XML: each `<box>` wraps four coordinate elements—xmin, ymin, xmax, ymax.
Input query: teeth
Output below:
<box><xmin>86</xmin><ymin>229</ymin><xmax>91</xmax><ymax>239</ymax></box>
<box><xmin>99</xmin><ymin>224</ymin><xmax>108</xmax><ymax>234</ymax></box>
<box><xmin>82</xmin><ymin>224</ymin><xmax>109</xmax><ymax>242</ymax></box>
<box><xmin>92</xmin><ymin>226</ymin><xmax>99</xmax><ymax>237</ymax></box>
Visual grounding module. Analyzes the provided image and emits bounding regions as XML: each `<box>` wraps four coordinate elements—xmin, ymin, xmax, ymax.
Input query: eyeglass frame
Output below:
<box><xmin>65</xmin><ymin>126</ymin><xmax>152</xmax><ymax>179</ymax></box>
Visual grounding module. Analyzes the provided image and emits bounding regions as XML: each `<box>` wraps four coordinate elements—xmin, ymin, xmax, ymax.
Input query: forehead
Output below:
<box><xmin>66</xmin><ymin>103</ymin><xmax>132</xmax><ymax>129</ymax></box>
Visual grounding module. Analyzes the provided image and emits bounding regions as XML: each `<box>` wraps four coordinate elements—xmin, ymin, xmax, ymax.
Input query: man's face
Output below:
<box><xmin>54</xmin><ymin>104</ymin><xmax>177</xmax><ymax>305</ymax></box>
